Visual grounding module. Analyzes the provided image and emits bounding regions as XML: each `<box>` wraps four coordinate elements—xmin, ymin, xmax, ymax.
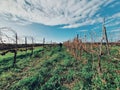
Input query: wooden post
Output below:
<box><xmin>31</xmin><ymin>37</ymin><xmax>34</xmax><ymax>56</ymax></box>
<box><xmin>13</xmin><ymin>33</ymin><xmax>18</xmax><ymax>67</ymax></box>
<box><xmin>90</xmin><ymin>32</ymin><xmax>94</xmax><ymax>70</ymax></box>
<box><xmin>76</xmin><ymin>34</ymin><xmax>79</xmax><ymax>59</ymax></box>
<box><xmin>103</xmin><ymin>26</ymin><xmax>110</xmax><ymax>55</ymax></box>
<box><xmin>13</xmin><ymin>50</ymin><xmax>17</xmax><ymax>67</ymax></box>
<box><xmin>15</xmin><ymin>33</ymin><xmax>18</xmax><ymax>45</ymax></box>
<box><xmin>43</xmin><ymin>38</ymin><xmax>45</xmax><ymax>48</ymax></box>
<box><xmin>97</xmin><ymin>18</ymin><xmax>110</xmax><ymax>75</ymax></box>
<box><xmin>97</xmin><ymin>55</ymin><xmax>102</xmax><ymax>75</ymax></box>
<box><xmin>25</xmin><ymin>37</ymin><xmax>27</xmax><ymax>55</ymax></box>
<box><xmin>0</xmin><ymin>30</ymin><xmax>3</xmax><ymax>43</ymax></box>
<box><xmin>79</xmin><ymin>39</ymin><xmax>82</xmax><ymax>60</ymax></box>
<box><xmin>84</xmin><ymin>34</ymin><xmax>87</xmax><ymax>50</ymax></box>
<box><xmin>100</xmin><ymin>18</ymin><xmax>110</xmax><ymax>55</ymax></box>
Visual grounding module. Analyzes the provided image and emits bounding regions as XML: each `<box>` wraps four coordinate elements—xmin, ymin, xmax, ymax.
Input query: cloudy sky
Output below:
<box><xmin>0</xmin><ymin>0</ymin><xmax>120</xmax><ymax>43</ymax></box>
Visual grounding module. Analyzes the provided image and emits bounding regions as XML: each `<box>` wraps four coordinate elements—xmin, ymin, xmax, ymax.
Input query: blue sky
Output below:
<box><xmin>0</xmin><ymin>0</ymin><xmax>120</xmax><ymax>43</ymax></box>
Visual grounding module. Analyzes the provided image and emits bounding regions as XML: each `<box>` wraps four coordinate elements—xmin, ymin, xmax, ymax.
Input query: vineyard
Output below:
<box><xmin>1</xmin><ymin>0</ymin><xmax>120</xmax><ymax>89</ymax></box>
<box><xmin>0</xmin><ymin>44</ymin><xmax>120</xmax><ymax>90</ymax></box>
<box><xmin>0</xmin><ymin>25</ymin><xmax>120</xmax><ymax>90</ymax></box>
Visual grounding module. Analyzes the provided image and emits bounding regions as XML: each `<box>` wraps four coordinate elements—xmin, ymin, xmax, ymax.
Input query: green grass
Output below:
<box><xmin>0</xmin><ymin>45</ymin><xmax>120</xmax><ymax>90</ymax></box>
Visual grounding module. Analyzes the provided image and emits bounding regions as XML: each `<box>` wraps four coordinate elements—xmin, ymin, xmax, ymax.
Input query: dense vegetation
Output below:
<box><xmin>0</xmin><ymin>45</ymin><xmax>120</xmax><ymax>90</ymax></box>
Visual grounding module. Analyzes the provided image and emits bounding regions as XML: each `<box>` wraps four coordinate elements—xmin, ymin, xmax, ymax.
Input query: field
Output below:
<box><xmin>0</xmin><ymin>44</ymin><xmax>120</xmax><ymax>90</ymax></box>
<box><xmin>0</xmin><ymin>0</ymin><xmax>120</xmax><ymax>90</ymax></box>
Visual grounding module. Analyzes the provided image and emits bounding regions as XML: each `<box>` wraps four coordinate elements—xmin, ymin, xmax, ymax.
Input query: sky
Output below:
<box><xmin>0</xmin><ymin>0</ymin><xmax>120</xmax><ymax>43</ymax></box>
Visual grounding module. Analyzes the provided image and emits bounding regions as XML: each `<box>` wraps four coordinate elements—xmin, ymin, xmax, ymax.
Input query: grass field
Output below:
<box><xmin>0</xmin><ymin>46</ymin><xmax>120</xmax><ymax>90</ymax></box>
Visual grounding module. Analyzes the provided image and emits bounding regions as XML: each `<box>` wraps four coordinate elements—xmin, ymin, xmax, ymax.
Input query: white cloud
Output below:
<box><xmin>62</xmin><ymin>17</ymin><xmax>102</xmax><ymax>28</ymax></box>
<box><xmin>112</xmin><ymin>12</ymin><xmax>120</xmax><ymax>18</ymax></box>
<box><xmin>77</xmin><ymin>30</ymin><xmax>88</xmax><ymax>32</ymax></box>
<box><xmin>0</xmin><ymin>0</ymin><xmax>118</xmax><ymax>28</ymax></box>
<box><xmin>108</xmin><ymin>1</ymin><xmax>120</xmax><ymax>8</ymax></box>
<box><xmin>102</xmin><ymin>0</ymin><xmax>114</xmax><ymax>7</ymax></box>
<box><xmin>106</xmin><ymin>21</ymin><xmax>120</xmax><ymax>27</ymax></box>
<box><xmin>105</xmin><ymin>12</ymin><xmax>120</xmax><ymax>28</ymax></box>
<box><xmin>110</xmin><ymin>29</ymin><xmax>120</xmax><ymax>32</ymax></box>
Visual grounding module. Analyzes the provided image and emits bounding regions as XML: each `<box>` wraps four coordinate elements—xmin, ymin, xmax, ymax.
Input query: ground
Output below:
<box><xmin>0</xmin><ymin>46</ymin><xmax>120</xmax><ymax>90</ymax></box>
